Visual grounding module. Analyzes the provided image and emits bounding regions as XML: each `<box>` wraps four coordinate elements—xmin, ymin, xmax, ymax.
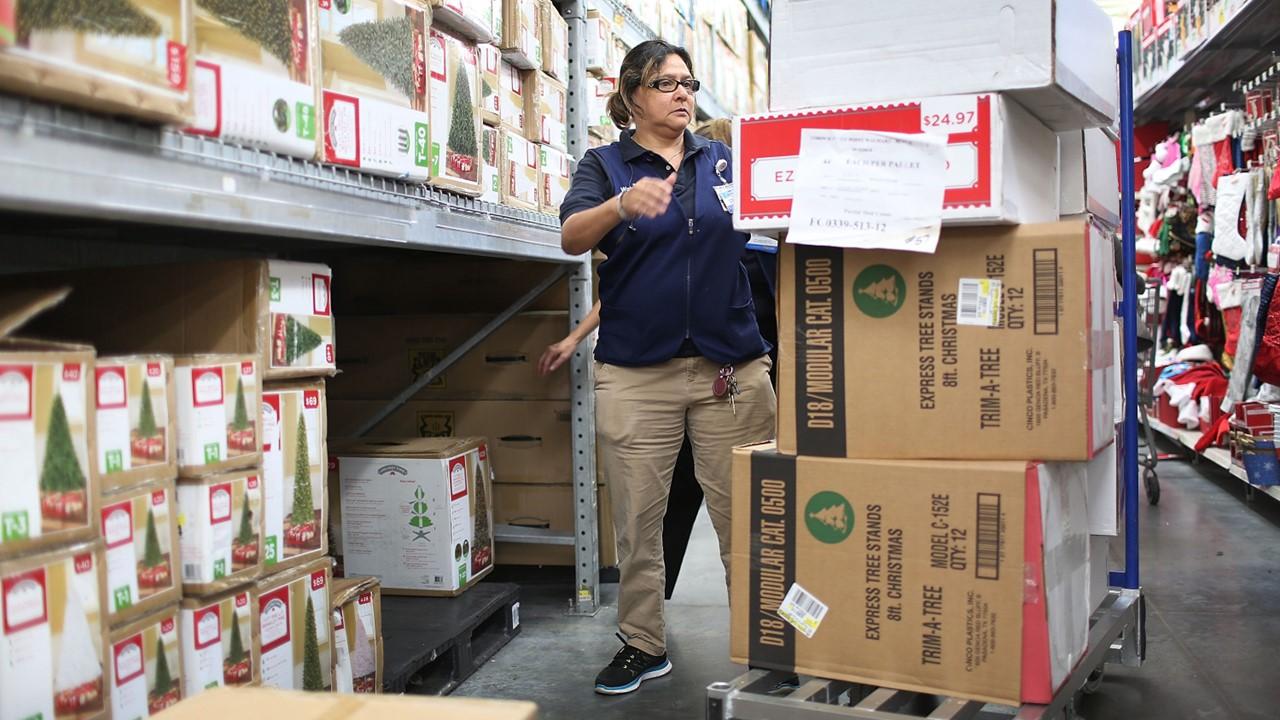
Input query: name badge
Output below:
<box><xmin>714</xmin><ymin>183</ymin><xmax>734</xmax><ymax>214</ymax></box>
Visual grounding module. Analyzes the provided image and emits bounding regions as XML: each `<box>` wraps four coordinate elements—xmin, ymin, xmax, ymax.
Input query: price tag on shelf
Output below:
<box><xmin>920</xmin><ymin>96</ymin><xmax>980</xmax><ymax>136</ymax></box>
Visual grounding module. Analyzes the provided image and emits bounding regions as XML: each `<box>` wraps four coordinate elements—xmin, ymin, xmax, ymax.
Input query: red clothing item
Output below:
<box><xmin>1224</xmin><ymin>306</ymin><xmax>1244</xmax><ymax>359</ymax></box>
<box><xmin>1211</xmin><ymin>137</ymin><xmax>1235</xmax><ymax>189</ymax></box>
<box><xmin>1195</xmin><ymin>412</ymin><xmax>1231</xmax><ymax>451</ymax></box>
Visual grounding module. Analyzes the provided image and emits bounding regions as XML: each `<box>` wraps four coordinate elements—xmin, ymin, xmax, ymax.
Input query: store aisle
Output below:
<box><xmin>457</xmin><ymin>457</ymin><xmax>1280</xmax><ymax>719</ymax></box>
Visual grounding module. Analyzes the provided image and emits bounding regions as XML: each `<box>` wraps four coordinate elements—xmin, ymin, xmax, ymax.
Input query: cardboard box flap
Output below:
<box><xmin>254</xmin><ymin>556</ymin><xmax>331</xmax><ymax>593</ymax></box>
<box><xmin>332</xmin><ymin>576</ymin><xmax>380</xmax><ymax>607</ymax></box>
<box><xmin>331</xmin><ymin>435</ymin><xmax>483</xmax><ymax>458</ymax></box>
<box><xmin>153</xmin><ymin>687</ymin><xmax>538</xmax><ymax>719</ymax></box>
<box><xmin>0</xmin><ymin>287</ymin><xmax>71</xmax><ymax>338</ymax></box>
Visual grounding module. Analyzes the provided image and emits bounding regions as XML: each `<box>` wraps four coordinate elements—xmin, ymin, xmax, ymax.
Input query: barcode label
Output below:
<box><xmin>183</xmin><ymin>564</ymin><xmax>203</xmax><ymax>582</ymax></box>
<box><xmin>777</xmin><ymin>582</ymin><xmax>829</xmax><ymax>639</ymax></box>
<box><xmin>1033</xmin><ymin>249</ymin><xmax>1061</xmax><ymax>335</ymax></box>
<box><xmin>975</xmin><ymin>494</ymin><xmax>1002</xmax><ymax>580</ymax></box>
<box><xmin>956</xmin><ymin>278</ymin><xmax>1002</xmax><ymax>327</ymax></box>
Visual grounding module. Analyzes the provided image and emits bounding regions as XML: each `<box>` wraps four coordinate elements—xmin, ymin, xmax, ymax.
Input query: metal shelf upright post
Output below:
<box><xmin>704</xmin><ymin>29</ymin><xmax>1146</xmax><ymax>720</ymax></box>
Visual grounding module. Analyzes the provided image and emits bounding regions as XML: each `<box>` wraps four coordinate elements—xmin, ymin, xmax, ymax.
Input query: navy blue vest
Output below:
<box><xmin>588</xmin><ymin>137</ymin><xmax>769</xmax><ymax>367</ymax></box>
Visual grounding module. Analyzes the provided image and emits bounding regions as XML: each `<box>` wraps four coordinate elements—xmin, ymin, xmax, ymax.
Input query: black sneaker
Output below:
<box><xmin>594</xmin><ymin>637</ymin><xmax>673</xmax><ymax>695</ymax></box>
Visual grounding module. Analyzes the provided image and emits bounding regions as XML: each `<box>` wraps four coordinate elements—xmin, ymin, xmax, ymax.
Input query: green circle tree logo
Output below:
<box><xmin>805</xmin><ymin>491</ymin><xmax>854</xmax><ymax>544</ymax></box>
<box><xmin>853</xmin><ymin>265</ymin><xmax>907</xmax><ymax>318</ymax></box>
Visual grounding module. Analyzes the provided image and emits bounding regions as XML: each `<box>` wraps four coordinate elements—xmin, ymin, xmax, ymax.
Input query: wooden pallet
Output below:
<box><xmin>382</xmin><ymin>582</ymin><xmax>522</xmax><ymax>695</ymax></box>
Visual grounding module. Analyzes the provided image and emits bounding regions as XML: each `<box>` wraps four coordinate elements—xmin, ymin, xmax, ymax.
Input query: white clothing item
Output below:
<box><xmin>1199</xmin><ymin>396</ymin><xmax>1216</xmax><ymax>427</ymax></box>
<box><xmin>1192</xmin><ymin>110</ymin><xmax>1244</xmax><ymax>146</ymax></box>
<box><xmin>1248</xmin><ymin>168</ymin><xmax>1267</xmax><ymax>265</ymax></box>
<box><xmin>1213</xmin><ymin>173</ymin><xmax>1251</xmax><ymax>261</ymax></box>
<box><xmin>1257</xmin><ymin>384</ymin><xmax>1280</xmax><ymax>403</ymax></box>
<box><xmin>1196</xmin><ymin>209</ymin><xmax>1214</xmax><ymax>235</ymax></box>
<box><xmin>1167</xmin><ymin>264</ymin><xmax>1192</xmax><ymax>295</ymax></box>
<box><xmin>1166</xmin><ymin>382</ymin><xmax>1199</xmax><ymax>429</ymax></box>
<box><xmin>1176</xmin><ymin>345</ymin><xmax>1214</xmax><ymax>363</ymax></box>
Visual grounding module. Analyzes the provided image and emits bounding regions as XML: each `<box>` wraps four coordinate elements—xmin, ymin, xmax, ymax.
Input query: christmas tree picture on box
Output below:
<box><xmin>136</xmin><ymin>505</ymin><xmax>173</xmax><ymax>594</ymax></box>
<box><xmin>148</xmin><ymin>633</ymin><xmax>180</xmax><ymax>714</ymax></box>
<box><xmin>223</xmin><ymin>606</ymin><xmax>251</xmax><ymax>685</ymax></box>
<box><xmin>129</xmin><ymin>378</ymin><xmax>166</xmax><ymax>463</ymax></box>
<box><xmin>470</xmin><ymin>450</ymin><xmax>492</xmax><ymax>574</ymax></box>
<box><xmin>302</xmin><ymin>595</ymin><xmax>323</xmax><ymax>691</ymax></box>
<box><xmin>273</xmin><ymin>315</ymin><xmax>324</xmax><ymax>370</ymax></box>
<box><xmin>445</xmin><ymin>60</ymin><xmax>480</xmax><ymax>181</ymax></box>
<box><xmin>53</xmin><ymin>567</ymin><xmax>106</xmax><ymax>718</ymax></box>
<box><xmin>194</xmin><ymin>0</ymin><xmax>307</xmax><ymax>82</ymax></box>
<box><xmin>41</xmin><ymin>393</ymin><xmax>89</xmax><ymax>528</ymax></box>
<box><xmin>231</xmin><ymin>478</ymin><xmax>260</xmax><ymax>569</ymax></box>
<box><xmin>226</xmin><ymin>375</ymin><xmax>257</xmax><ymax>453</ymax></box>
<box><xmin>16</xmin><ymin>0</ymin><xmax>161</xmax><ymax>41</ymax></box>
<box><xmin>284</xmin><ymin>413</ymin><xmax>321</xmax><ymax>554</ymax></box>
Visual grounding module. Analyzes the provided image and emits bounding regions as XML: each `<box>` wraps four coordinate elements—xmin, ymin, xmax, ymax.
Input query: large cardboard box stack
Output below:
<box><xmin>255</xmin><ymin>558</ymin><xmax>333</xmax><ymax>691</ymax></box>
<box><xmin>179</xmin><ymin>586</ymin><xmax>259</xmax><ymax>695</ymax></box>
<box><xmin>0</xmin><ymin>541</ymin><xmax>110</xmax><ymax>720</ymax></box>
<box><xmin>539</xmin><ymin>0</ymin><xmax>567</xmax><ymax>82</ymax></box>
<box><xmin>499</xmin><ymin>0</ymin><xmax>540</xmax><ymax>70</ymax></box>
<box><xmin>109</xmin><ymin>605</ymin><xmax>184</xmax><ymax>717</ymax></box>
<box><xmin>729</xmin><ymin>2</ymin><xmax>1120</xmax><ymax>705</ymax></box>
<box><xmin>329</xmin><ymin>437</ymin><xmax>495</xmax><ymax>596</ymax></box>
<box><xmin>318</xmin><ymin>0</ymin><xmax>432</xmax><ymax>181</ymax></box>
<box><xmin>331</xmin><ymin>576</ymin><xmax>383</xmax><ymax>694</ymax></box>
<box><xmin>0</xmin><ymin>0</ymin><xmax>193</xmax><ymax>124</ymax></box>
<box><xmin>429</xmin><ymin>26</ymin><xmax>484</xmax><ymax>196</ymax></box>
<box><xmin>188</xmin><ymin>0</ymin><xmax>321</xmax><ymax>159</ymax></box>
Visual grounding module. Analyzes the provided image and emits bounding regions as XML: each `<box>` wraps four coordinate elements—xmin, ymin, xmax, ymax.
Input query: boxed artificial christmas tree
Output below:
<box><xmin>175</xmin><ymin>355</ymin><xmax>262</xmax><ymax>475</ymax></box>
<box><xmin>480</xmin><ymin>124</ymin><xmax>501</xmax><ymax>203</ymax></box>
<box><xmin>428</xmin><ymin>26</ymin><xmax>483</xmax><ymax>195</ymax></box>
<box><xmin>330</xmin><ymin>436</ymin><xmax>495</xmax><ymax>595</ymax></box>
<box><xmin>538</xmin><ymin>144</ymin><xmax>569</xmax><ymax>214</ymax></box>
<box><xmin>587</xmin><ymin>75</ymin><xmax>618</xmax><ymax>141</ymax></box>
<box><xmin>177</xmin><ymin>468</ymin><xmax>264</xmax><ymax>594</ymax></box>
<box><xmin>0</xmin><ymin>541</ymin><xmax>109</xmax><ymax>720</ymax></box>
<box><xmin>538</xmin><ymin>0</ymin><xmax>566</xmax><ymax>81</ymax></box>
<box><xmin>0</xmin><ymin>288</ymin><xmax>97</xmax><ymax>560</ymax></box>
<box><xmin>10</xmin><ymin>259</ymin><xmax>336</xmax><ymax>381</ymax></box>
<box><xmin>584</xmin><ymin>9</ymin><xmax>613</xmax><ymax>76</ymax></box>
<box><xmin>500</xmin><ymin>127</ymin><xmax>539</xmax><ymax>211</ymax></box>
<box><xmin>255</xmin><ymin>558</ymin><xmax>332</xmax><ymax>691</ymax></box>
<box><xmin>498</xmin><ymin>60</ymin><xmax>531</xmax><ymax>134</ymax></box>
<box><xmin>499</xmin><ymin>0</ymin><xmax>538</xmax><ymax>70</ymax></box>
<box><xmin>318</xmin><ymin>0</ymin><xmax>432</xmax><ymax>181</ymax></box>
<box><xmin>108</xmin><ymin>605</ymin><xmax>183</xmax><ymax>718</ymax></box>
<box><xmin>526</xmin><ymin>71</ymin><xmax>566</xmax><ymax>151</ymax></box>
<box><xmin>100</xmin><ymin>479</ymin><xmax>180</xmax><ymax>628</ymax></box>
<box><xmin>188</xmin><ymin>0</ymin><xmax>321</xmax><ymax>159</ymax></box>
<box><xmin>478</xmin><ymin>42</ymin><xmax>501</xmax><ymax>126</ymax></box>
<box><xmin>261</xmin><ymin>381</ymin><xmax>328</xmax><ymax>573</ymax></box>
<box><xmin>331</xmin><ymin>576</ymin><xmax>382</xmax><ymax>694</ymax></box>
<box><xmin>429</xmin><ymin>0</ymin><xmax>493</xmax><ymax>43</ymax></box>
<box><xmin>0</xmin><ymin>0</ymin><xmax>193</xmax><ymax>124</ymax></box>
<box><xmin>95</xmin><ymin>355</ymin><xmax>176</xmax><ymax>492</ymax></box>
<box><xmin>179</xmin><ymin>586</ymin><xmax>258</xmax><ymax>696</ymax></box>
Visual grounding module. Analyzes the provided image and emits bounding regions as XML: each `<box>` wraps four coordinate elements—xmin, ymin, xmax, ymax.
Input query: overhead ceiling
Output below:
<box><xmin>1094</xmin><ymin>0</ymin><xmax>1144</xmax><ymax>30</ymax></box>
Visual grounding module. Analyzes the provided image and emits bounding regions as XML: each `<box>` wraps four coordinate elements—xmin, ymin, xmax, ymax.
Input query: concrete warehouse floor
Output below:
<box><xmin>455</xmin><ymin>449</ymin><xmax>1280</xmax><ymax>719</ymax></box>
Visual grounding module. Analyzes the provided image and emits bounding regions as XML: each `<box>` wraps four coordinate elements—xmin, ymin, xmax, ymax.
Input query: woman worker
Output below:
<box><xmin>557</xmin><ymin>40</ymin><xmax>777</xmax><ymax>695</ymax></box>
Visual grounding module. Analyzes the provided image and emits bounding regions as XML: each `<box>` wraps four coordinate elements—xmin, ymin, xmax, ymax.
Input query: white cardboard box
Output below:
<box><xmin>767</xmin><ymin>0</ymin><xmax>1117</xmax><ymax>130</ymax></box>
<box><xmin>1086</xmin><ymin>440</ymin><xmax>1120</xmax><ymax>537</ymax></box>
<box><xmin>1060</xmin><ymin>128</ymin><xmax>1121</xmax><ymax>228</ymax></box>
<box><xmin>332</xmin><ymin>437</ymin><xmax>496</xmax><ymax>596</ymax></box>
<box><xmin>733</xmin><ymin>94</ymin><xmax>1059</xmax><ymax>232</ymax></box>
<box><xmin>1088</xmin><ymin>534</ymin><xmax>1112</xmax><ymax>614</ymax></box>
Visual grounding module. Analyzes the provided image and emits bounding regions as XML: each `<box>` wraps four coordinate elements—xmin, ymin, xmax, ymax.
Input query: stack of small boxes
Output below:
<box><xmin>729</xmin><ymin>0</ymin><xmax>1125</xmax><ymax>708</ymax></box>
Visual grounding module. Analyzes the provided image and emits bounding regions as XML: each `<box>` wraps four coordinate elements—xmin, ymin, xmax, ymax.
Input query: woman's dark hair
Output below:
<box><xmin>608</xmin><ymin>40</ymin><xmax>694</xmax><ymax>129</ymax></box>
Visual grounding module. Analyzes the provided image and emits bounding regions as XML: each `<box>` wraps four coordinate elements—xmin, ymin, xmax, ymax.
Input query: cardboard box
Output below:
<box><xmin>430</xmin><ymin>0</ymin><xmax>496</xmax><ymax>43</ymax></box>
<box><xmin>584</xmin><ymin>9</ymin><xmax>613</xmax><ymax>76</ymax></box>
<box><xmin>189</xmin><ymin>0</ymin><xmax>321</xmax><ymax>159</ymax></box>
<box><xmin>0</xmin><ymin>541</ymin><xmax>109</xmax><ymax>720</ymax></box>
<box><xmin>177</xmin><ymin>468</ymin><xmax>264</xmax><ymax>595</ymax></box>
<box><xmin>492</xmin><ymin>482</ymin><xmax>616</xmax><ymax>567</ymax></box>
<box><xmin>539</xmin><ymin>144</ymin><xmax>571</xmax><ymax>215</ymax></box>
<box><xmin>1087</xmin><ymin>440</ymin><xmax>1120</xmax><ymax>536</ymax></box>
<box><xmin>731</xmin><ymin>443</ymin><xmax>1090</xmax><ymax>706</ymax></box>
<box><xmin>256</xmin><ymin>558</ymin><xmax>333</xmax><ymax>691</ymax></box>
<box><xmin>148</xmin><ymin>685</ymin><xmax>539</xmax><ymax>719</ymax></box>
<box><xmin>179</xmin><ymin>586</ymin><xmax>258</xmax><ymax>696</ymax></box>
<box><xmin>481</xmin><ymin>124</ymin><xmax>503</xmax><ymax>203</ymax></box>
<box><xmin>1060</xmin><ymin>128</ymin><xmax>1122</xmax><ymax>229</ymax></box>
<box><xmin>528</xmin><ymin>71</ymin><xmax>567</xmax><ymax>151</ymax></box>
<box><xmin>175</xmin><ymin>356</ymin><xmax>262</xmax><ymax>475</ymax></box>
<box><xmin>100</xmin><ymin>479</ymin><xmax>181</xmax><ymax>629</ymax></box>
<box><xmin>330</xmin><ymin>436</ymin><xmax>495</xmax><ymax>596</ymax></box>
<box><xmin>0</xmin><ymin>0</ymin><xmax>192</xmax><ymax>124</ymax></box>
<box><xmin>767</xmin><ymin>0</ymin><xmax>1118</xmax><ymax>129</ymax></box>
<box><xmin>429</xmin><ymin>26</ymin><xmax>484</xmax><ymax>196</ymax></box>
<box><xmin>261</xmin><ymin>382</ymin><xmax>329</xmax><ymax>574</ymax></box>
<box><xmin>0</xmin><ymin>288</ymin><xmax>97</xmax><ymax>559</ymax></box>
<box><xmin>501</xmin><ymin>127</ymin><xmax>541</xmax><ymax>211</ymax></box>
<box><xmin>318</xmin><ymin>0</ymin><xmax>431</xmax><ymax>181</ymax></box>
<box><xmin>329</xmin><ymin>399</ymin><xmax>570</xmax><ymax>485</ymax></box>
<box><xmin>498</xmin><ymin>61</ymin><xmax>530</xmax><ymax>133</ymax></box>
<box><xmin>500</xmin><ymin>0</ymin><xmax>540</xmax><ymax>70</ymax></box>
<box><xmin>733</xmin><ymin>94</ymin><xmax>1060</xmax><ymax>232</ymax></box>
<box><xmin>95</xmin><ymin>355</ymin><xmax>176</xmax><ymax>491</ymax></box>
<box><xmin>329</xmin><ymin>312</ymin><xmax>569</xmax><ymax>401</ymax></box>
<box><xmin>479</xmin><ymin>43</ymin><xmax>503</xmax><ymax>126</ymax></box>
<box><xmin>1088</xmin><ymin>534</ymin><xmax>1112</xmax><ymax>614</ymax></box>
<box><xmin>587</xmin><ymin>75</ymin><xmax>618</xmax><ymax>141</ymax></box>
<box><xmin>777</xmin><ymin>219</ymin><xmax>1116</xmax><ymax>461</ymax></box>
<box><xmin>331</xmin><ymin>576</ymin><xmax>383</xmax><ymax>694</ymax></box>
<box><xmin>108</xmin><ymin>605</ymin><xmax>183</xmax><ymax>718</ymax></box>
<box><xmin>539</xmin><ymin>0</ymin><xmax>567</xmax><ymax>81</ymax></box>
<box><xmin>15</xmin><ymin>259</ymin><xmax>336</xmax><ymax>381</ymax></box>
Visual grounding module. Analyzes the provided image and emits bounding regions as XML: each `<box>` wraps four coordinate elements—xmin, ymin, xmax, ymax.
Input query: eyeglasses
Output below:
<box><xmin>648</xmin><ymin>77</ymin><xmax>701</xmax><ymax>94</ymax></box>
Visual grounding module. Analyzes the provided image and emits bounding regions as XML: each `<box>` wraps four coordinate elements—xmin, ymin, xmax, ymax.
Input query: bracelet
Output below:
<box><xmin>617</xmin><ymin>186</ymin><xmax>633</xmax><ymax>222</ymax></box>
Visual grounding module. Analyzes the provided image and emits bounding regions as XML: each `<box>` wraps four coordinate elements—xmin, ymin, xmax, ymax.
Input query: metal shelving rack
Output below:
<box><xmin>705</xmin><ymin>29</ymin><xmax>1147</xmax><ymax>720</ymax></box>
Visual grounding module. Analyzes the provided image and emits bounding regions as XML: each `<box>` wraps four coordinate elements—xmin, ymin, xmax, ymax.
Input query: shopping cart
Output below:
<box><xmin>1136</xmin><ymin>276</ymin><xmax>1163</xmax><ymax>505</ymax></box>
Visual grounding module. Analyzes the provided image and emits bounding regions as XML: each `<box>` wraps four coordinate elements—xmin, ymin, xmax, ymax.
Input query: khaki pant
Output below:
<box><xmin>595</xmin><ymin>355</ymin><xmax>776</xmax><ymax>656</ymax></box>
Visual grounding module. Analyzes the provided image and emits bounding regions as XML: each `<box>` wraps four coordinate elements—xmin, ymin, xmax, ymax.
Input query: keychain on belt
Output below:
<box><xmin>713</xmin><ymin>364</ymin><xmax>740</xmax><ymax>415</ymax></box>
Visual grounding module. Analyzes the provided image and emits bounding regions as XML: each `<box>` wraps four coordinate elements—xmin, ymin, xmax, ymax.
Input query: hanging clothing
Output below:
<box><xmin>1214</xmin><ymin>173</ymin><xmax>1251</xmax><ymax>261</ymax></box>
